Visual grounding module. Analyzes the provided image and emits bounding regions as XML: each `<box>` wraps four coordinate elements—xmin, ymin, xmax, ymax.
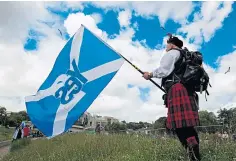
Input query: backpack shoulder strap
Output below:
<box><xmin>168</xmin><ymin>48</ymin><xmax>186</xmax><ymax>68</ymax></box>
<box><xmin>169</xmin><ymin>48</ymin><xmax>186</xmax><ymax>59</ymax></box>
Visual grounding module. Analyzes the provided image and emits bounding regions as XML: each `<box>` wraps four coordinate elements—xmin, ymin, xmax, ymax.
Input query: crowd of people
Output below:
<box><xmin>12</xmin><ymin>122</ymin><xmax>43</xmax><ymax>142</ymax></box>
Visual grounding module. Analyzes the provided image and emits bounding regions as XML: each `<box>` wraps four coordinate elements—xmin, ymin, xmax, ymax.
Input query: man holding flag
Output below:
<box><xmin>25</xmin><ymin>25</ymin><xmax>124</xmax><ymax>138</ymax></box>
<box><xmin>143</xmin><ymin>36</ymin><xmax>201</xmax><ymax>161</ymax></box>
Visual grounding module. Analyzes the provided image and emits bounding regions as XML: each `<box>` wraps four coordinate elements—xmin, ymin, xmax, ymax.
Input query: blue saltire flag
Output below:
<box><xmin>25</xmin><ymin>25</ymin><xmax>124</xmax><ymax>138</ymax></box>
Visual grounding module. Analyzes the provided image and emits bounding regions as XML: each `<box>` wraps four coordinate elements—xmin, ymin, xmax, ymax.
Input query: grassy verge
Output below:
<box><xmin>2</xmin><ymin>133</ymin><xmax>236</xmax><ymax>161</ymax></box>
<box><xmin>10</xmin><ymin>138</ymin><xmax>31</xmax><ymax>152</ymax></box>
<box><xmin>0</xmin><ymin>126</ymin><xmax>14</xmax><ymax>142</ymax></box>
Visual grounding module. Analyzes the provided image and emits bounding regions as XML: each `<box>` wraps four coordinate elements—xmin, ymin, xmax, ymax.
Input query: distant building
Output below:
<box><xmin>93</xmin><ymin>115</ymin><xmax>119</xmax><ymax>127</ymax></box>
<box><xmin>78</xmin><ymin>112</ymin><xmax>119</xmax><ymax>128</ymax></box>
<box><xmin>69</xmin><ymin>125</ymin><xmax>85</xmax><ymax>133</ymax></box>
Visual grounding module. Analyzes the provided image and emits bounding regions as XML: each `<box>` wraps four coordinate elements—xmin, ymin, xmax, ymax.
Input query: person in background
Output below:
<box><xmin>23</xmin><ymin>125</ymin><xmax>30</xmax><ymax>138</ymax></box>
<box><xmin>17</xmin><ymin>126</ymin><xmax>22</xmax><ymax>139</ymax></box>
<box><xmin>95</xmin><ymin>123</ymin><xmax>102</xmax><ymax>134</ymax></box>
<box><xmin>12</xmin><ymin>124</ymin><xmax>20</xmax><ymax>142</ymax></box>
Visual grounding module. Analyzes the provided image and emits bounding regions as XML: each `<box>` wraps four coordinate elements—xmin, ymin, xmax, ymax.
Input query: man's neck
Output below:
<box><xmin>167</xmin><ymin>47</ymin><xmax>180</xmax><ymax>52</ymax></box>
<box><xmin>172</xmin><ymin>46</ymin><xmax>180</xmax><ymax>50</ymax></box>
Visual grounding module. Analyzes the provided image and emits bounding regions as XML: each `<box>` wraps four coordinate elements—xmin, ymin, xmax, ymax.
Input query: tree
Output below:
<box><xmin>0</xmin><ymin>107</ymin><xmax>6</xmax><ymax>115</ymax></box>
<box><xmin>231</xmin><ymin>108</ymin><xmax>236</xmax><ymax>132</ymax></box>
<box><xmin>105</xmin><ymin>122</ymin><xmax>127</xmax><ymax>133</ymax></box>
<box><xmin>199</xmin><ymin>110</ymin><xmax>217</xmax><ymax>126</ymax></box>
<box><xmin>1</xmin><ymin>110</ymin><xmax>30</xmax><ymax>127</ymax></box>
<box><xmin>126</xmin><ymin>122</ymin><xmax>145</xmax><ymax>130</ymax></box>
<box><xmin>127</xmin><ymin>122</ymin><xmax>135</xmax><ymax>130</ymax></box>
<box><xmin>18</xmin><ymin>111</ymin><xmax>29</xmax><ymax>121</ymax></box>
<box><xmin>7</xmin><ymin>114</ymin><xmax>18</xmax><ymax>127</ymax></box>
<box><xmin>197</xmin><ymin>110</ymin><xmax>218</xmax><ymax>133</ymax></box>
<box><xmin>0</xmin><ymin>107</ymin><xmax>7</xmax><ymax>126</ymax></box>
<box><xmin>138</xmin><ymin>121</ymin><xmax>145</xmax><ymax>129</ymax></box>
<box><xmin>121</xmin><ymin>120</ymin><xmax>126</xmax><ymax>124</ymax></box>
<box><xmin>154</xmin><ymin>117</ymin><xmax>167</xmax><ymax>129</ymax></box>
<box><xmin>218</xmin><ymin>108</ymin><xmax>233</xmax><ymax>126</ymax></box>
<box><xmin>143</xmin><ymin>122</ymin><xmax>153</xmax><ymax>128</ymax></box>
<box><xmin>218</xmin><ymin>108</ymin><xmax>236</xmax><ymax>133</ymax></box>
<box><xmin>7</xmin><ymin>112</ymin><xmax>22</xmax><ymax>126</ymax></box>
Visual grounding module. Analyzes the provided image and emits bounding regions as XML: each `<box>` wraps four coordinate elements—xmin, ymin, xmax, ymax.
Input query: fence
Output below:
<box><xmin>101</xmin><ymin>124</ymin><xmax>236</xmax><ymax>141</ymax></box>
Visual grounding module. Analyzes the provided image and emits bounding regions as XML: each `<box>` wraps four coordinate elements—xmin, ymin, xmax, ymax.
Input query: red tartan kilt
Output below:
<box><xmin>166</xmin><ymin>83</ymin><xmax>200</xmax><ymax>130</ymax></box>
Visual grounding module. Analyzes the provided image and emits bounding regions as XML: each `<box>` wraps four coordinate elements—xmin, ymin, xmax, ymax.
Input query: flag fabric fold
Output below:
<box><xmin>25</xmin><ymin>25</ymin><xmax>124</xmax><ymax>138</ymax></box>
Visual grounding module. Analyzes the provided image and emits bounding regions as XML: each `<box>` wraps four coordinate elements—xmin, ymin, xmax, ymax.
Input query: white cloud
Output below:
<box><xmin>64</xmin><ymin>12</ymin><xmax>106</xmax><ymax>38</ymax></box>
<box><xmin>65</xmin><ymin>1</ymin><xmax>85</xmax><ymax>10</ymax></box>
<box><xmin>91</xmin><ymin>13</ymin><xmax>103</xmax><ymax>24</ymax></box>
<box><xmin>0</xmin><ymin>2</ymin><xmax>66</xmax><ymax>111</ymax></box>
<box><xmin>45</xmin><ymin>1</ymin><xmax>84</xmax><ymax>12</ymax></box>
<box><xmin>198</xmin><ymin>50</ymin><xmax>236</xmax><ymax>113</ymax></box>
<box><xmin>118</xmin><ymin>9</ymin><xmax>132</xmax><ymax>27</ymax></box>
<box><xmin>87</xmin><ymin>1</ymin><xmax>129</xmax><ymax>12</ymax></box>
<box><xmin>0</xmin><ymin>1</ymin><xmax>54</xmax><ymax>44</ymax></box>
<box><xmin>0</xmin><ymin>33</ymin><xmax>66</xmax><ymax>88</ymax></box>
<box><xmin>1</xmin><ymin>2</ymin><xmax>236</xmax><ymax>124</ymax></box>
<box><xmin>88</xmin><ymin>1</ymin><xmax>194</xmax><ymax>26</ymax></box>
<box><xmin>178</xmin><ymin>1</ymin><xmax>233</xmax><ymax>45</ymax></box>
<box><xmin>0</xmin><ymin>37</ymin><xmax>66</xmax><ymax>111</ymax></box>
<box><xmin>131</xmin><ymin>1</ymin><xmax>194</xmax><ymax>26</ymax></box>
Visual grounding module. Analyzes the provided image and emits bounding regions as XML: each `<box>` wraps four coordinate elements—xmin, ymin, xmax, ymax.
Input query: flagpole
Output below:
<box><xmin>116</xmin><ymin>53</ymin><xmax>166</xmax><ymax>93</ymax></box>
<box><xmin>81</xmin><ymin>24</ymin><xmax>166</xmax><ymax>93</ymax></box>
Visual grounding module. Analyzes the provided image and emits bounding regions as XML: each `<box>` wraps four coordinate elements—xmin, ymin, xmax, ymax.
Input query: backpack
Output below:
<box><xmin>174</xmin><ymin>47</ymin><xmax>211</xmax><ymax>97</ymax></box>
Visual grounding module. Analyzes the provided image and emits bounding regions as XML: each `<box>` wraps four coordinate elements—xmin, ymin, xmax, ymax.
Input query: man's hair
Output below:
<box><xmin>167</xmin><ymin>36</ymin><xmax>183</xmax><ymax>48</ymax></box>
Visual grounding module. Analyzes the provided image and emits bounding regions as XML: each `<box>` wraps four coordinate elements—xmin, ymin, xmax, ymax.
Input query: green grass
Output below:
<box><xmin>10</xmin><ymin>138</ymin><xmax>31</xmax><ymax>152</ymax></box>
<box><xmin>2</xmin><ymin>133</ymin><xmax>236</xmax><ymax>161</ymax></box>
<box><xmin>0</xmin><ymin>126</ymin><xmax>14</xmax><ymax>142</ymax></box>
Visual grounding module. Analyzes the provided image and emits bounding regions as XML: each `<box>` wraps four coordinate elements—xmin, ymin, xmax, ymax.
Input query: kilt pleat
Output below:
<box><xmin>166</xmin><ymin>83</ymin><xmax>200</xmax><ymax>129</ymax></box>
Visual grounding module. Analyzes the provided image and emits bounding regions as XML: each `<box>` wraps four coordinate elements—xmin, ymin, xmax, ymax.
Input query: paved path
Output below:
<box><xmin>0</xmin><ymin>137</ymin><xmax>42</xmax><ymax>160</ymax></box>
<box><xmin>0</xmin><ymin>145</ymin><xmax>10</xmax><ymax>159</ymax></box>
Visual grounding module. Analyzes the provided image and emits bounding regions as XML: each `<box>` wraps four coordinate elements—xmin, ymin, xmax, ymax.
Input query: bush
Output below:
<box><xmin>0</xmin><ymin>126</ymin><xmax>14</xmax><ymax>141</ymax></box>
<box><xmin>10</xmin><ymin>138</ymin><xmax>31</xmax><ymax>152</ymax></box>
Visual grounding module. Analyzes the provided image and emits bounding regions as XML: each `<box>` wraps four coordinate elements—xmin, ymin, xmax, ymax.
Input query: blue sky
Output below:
<box><xmin>24</xmin><ymin>2</ymin><xmax>236</xmax><ymax>68</ymax></box>
<box><xmin>201</xmin><ymin>4</ymin><xmax>236</xmax><ymax>68</ymax></box>
<box><xmin>22</xmin><ymin>2</ymin><xmax>236</xmax><ymax>103</ymax></box>
<box><xmin>2</xmin><ymin>1</ymin><xmax>236</xmax><ymax>122</ymax></box>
